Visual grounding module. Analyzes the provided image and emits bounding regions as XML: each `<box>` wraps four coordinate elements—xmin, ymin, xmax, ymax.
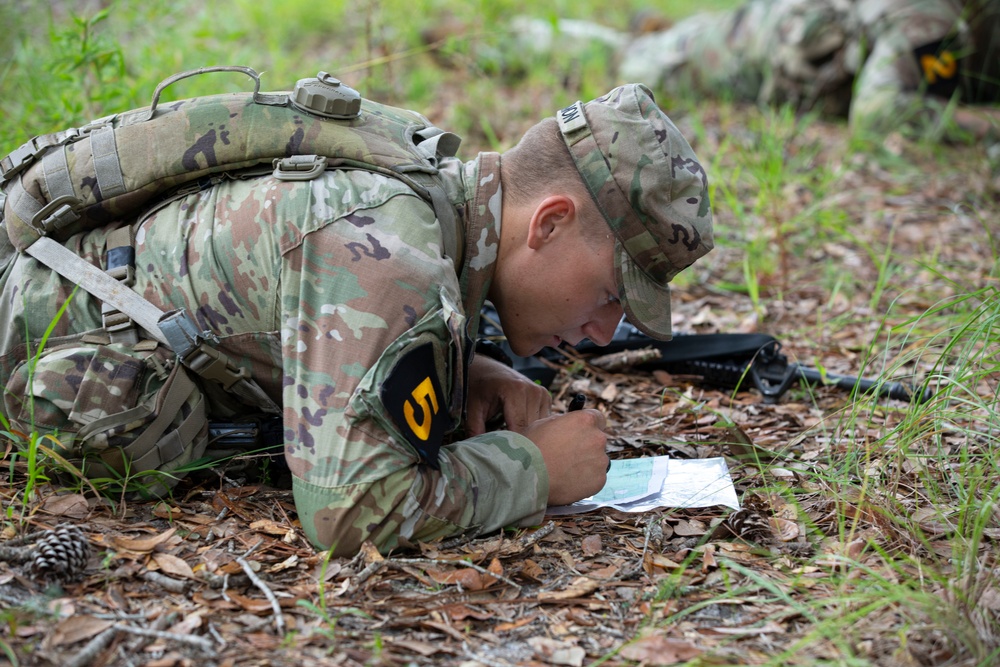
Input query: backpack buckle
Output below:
<box><xmin>1</xmin><ymin>139</ymin><xmax>41</xmax><ymax>182</ymax></box>
<box><xmin>30</xmin><ymin>195</ymin><xmax>81</xmax><ymax>235</ymax></box>
<box><xmin>184</xmin><ymin>343</ymin><xmax>249</xmax><ymax>391</ymax></box>
<box><xmin>273</xmin><ymin>155</ymin><xmax>327</xmax><ymax>181</ymax></box>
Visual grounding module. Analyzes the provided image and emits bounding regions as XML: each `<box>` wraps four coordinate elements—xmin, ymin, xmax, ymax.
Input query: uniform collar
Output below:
<box><xmin>448</xmin><ymin>151</ymin><xmax>503</xmax><ymax>341</ymax></box>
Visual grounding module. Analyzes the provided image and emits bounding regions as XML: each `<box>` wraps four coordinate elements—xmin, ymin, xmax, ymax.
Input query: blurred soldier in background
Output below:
<box><xmin>512</xmin><ymin>0</ymin><xmax>1000</xmax><ymax>141</ymax></box>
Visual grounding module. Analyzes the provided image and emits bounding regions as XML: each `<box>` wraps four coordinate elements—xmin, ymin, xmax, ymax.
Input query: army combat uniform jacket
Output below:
<box><xmin>0</xmin><ymin>152</ymin><xmax>549</xmax><ymax>555</ymax></box>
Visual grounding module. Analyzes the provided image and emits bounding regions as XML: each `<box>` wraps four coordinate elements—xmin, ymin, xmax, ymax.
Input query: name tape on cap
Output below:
<box><xmin>557</xmin><ymin>101</ymin><xmax>588</xmax><ymax>134</ymax></box>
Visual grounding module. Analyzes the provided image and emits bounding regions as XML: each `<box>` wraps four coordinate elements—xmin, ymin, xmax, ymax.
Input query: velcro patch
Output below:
<box><xmin>913</xmin><ymin>39</ymin><xmax>961</xmax><ymax>99</ymax></box>
<box><xmin>380</xmin><ymin>342</ymin><xmax>450</xmax><ymax>469</ymax></box>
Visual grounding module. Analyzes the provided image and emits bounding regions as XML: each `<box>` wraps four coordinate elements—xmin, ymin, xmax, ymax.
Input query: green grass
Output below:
<box><xmin>0</xmin><ymin>0</ymin><xmax>742</xmax><ymax>156</ymax></box>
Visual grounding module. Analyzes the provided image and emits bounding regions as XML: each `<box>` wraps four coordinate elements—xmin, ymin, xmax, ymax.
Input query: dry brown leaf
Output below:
<box><xmin>226</xmin><ymin>590</ymin><xmax>275</xmax><ymax>614</ymax></box>
<box><xmin>268</xmin><ymin>554</ymin><xmax>300</xmax><ymax>573</ymax></box>
<box><xmin>39</xmin><ymin>493</ymin><xmax>89</xmax><ymax>520</ymax></box>
<box><xmin>359</xmin><ymin>540</ymin><xmax>383</xmax><ymax>564</ymax></box>
<box><xmin>481</xmin><ymin>556</ymin><xmax>503</xmax><ymax>588</ymax></box>
<box><xmin>47</xmin><ymin>615</ymin><xmax>114</xmax><ymax>647</ymax></box>
<box><xmin>720</xmin><ymin>423</ymin><xmax>781</xmax><ymax>462</ymax></box>
<box><xmin>152</xmin><ymin>552</ymin><xmax>196</xmax><ymax>579</ymax></box>
<box><xmin>520</xmin><ymin>558</ymin><xmax>545</xmax><ymax>580</ymax></box>
<box><xmin>538</xmin><ymin>565</ymin><xmax>618</xmax><ymax>600</ymax></box>
<box><xmin>250</xmin><ymin>518</ymin><xmax>292</xmax><ymax>536</ymax></box>
<box><xmin>581</xmin><ymin>534</ymin><xmax>602</xmax><ymax>556</ymax></box>
<box><xmin>447</xmin><ymin>604</ymin><xmax>494</xmax><ymax>621</ymax></box>
<box><xmin>620</xmin><ymin>634</ymin><xmax>702</xmax><ymax>665</ymax></box>
<box><xmin>644</xmin><ymin>552</ymin><xmax>683</xmax><ymax>574</ymax></box>
<box><xmin>495</xmin><ymin>614</ymin><xmax>538</xmax><ymax>632</ymax></box>
<box><xmin>673</xmin><ymin>519</ymin><xmax>707</xmax><ymax>536</ymax></box>
<box><xmin>153</xmin><ymin>503</ymin><xmax>183</xmax><ymax>519</ymax></box>
<box><xmin>770</xmin><ymin>517</ymin><xmax>800</xmax><ymax>542</ymax></box>
<box><xmin>112</xmin><ymin>527</ymin><xmax>177</xmax><ymax>552</ymax></box>
<box><xmin>528</xmin><ymin>636</ymin><xmax>585</xmax><ymax>667</ymax></box>
<box><xmin>426</xmin><ymin>566</ymin><xmax>484</xmax><ymax>590</ymax></box>
<box><xmin>587</xmin><ymin>564</ymin><xmax>619</xmax><ymax>579</ymax></box>
<box><xmin>538</xmin><ymin>576</ymin><xmax>600</xmax><ymax>600</ymax></box>
<box><xmin>167</xmin><ymin>612</ymin><xmax>204</xmax><ymax>635</ymax></box>
<box><xmin>701</xmin><ymin>544</ymin><xmax>717</xmax><ymax>571</ymax></box>
<box><xmin>389</xmin><ymin>639</ymin><xmax>446</xmax><ymax>656</ymax></box>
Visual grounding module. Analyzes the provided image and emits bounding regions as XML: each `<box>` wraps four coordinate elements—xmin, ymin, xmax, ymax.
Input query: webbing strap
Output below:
<box><xmin>28</xmin><ymin>236</ymin><xmax>169</xmax><ymax>344</ymax></box>
<box><xmin>122</xmin><ymin>367</ymin><xmax>198</xmax><ymax>471</ymax></box>
<box><xmin>90</xmin><ymin>127</ymin><xmax>127</xmax><ymax>199</ymax></box>
<box><xmin>6</xmin><ymin>177</ymin><xmax>43</xmax><ymax>229</ymax></box>
<box><xmin>25</xmin><ymin>236</ymin><xmax>279</xmax><ymax>414</ymax></box>
<box><xmin>41</xmin><ymin>147</ymin><xmax>76</xmax><ymax>201</ymax></box>
<box><xmin>131</xmin><ymin>393</ymin><xmax>207</xmax><ymax>472</ymax></box>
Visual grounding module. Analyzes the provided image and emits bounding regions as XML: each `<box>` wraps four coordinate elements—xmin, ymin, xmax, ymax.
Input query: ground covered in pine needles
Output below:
<box><xmin>2</xmin><ymin>98</ymin><xmax>999</xmax><ymax>666</ymax></box>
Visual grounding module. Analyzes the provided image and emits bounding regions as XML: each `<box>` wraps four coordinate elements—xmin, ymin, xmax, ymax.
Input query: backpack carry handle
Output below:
<box><xmin>143</xmin><ymin>66</ymin><xmax>282</xmax><ymax>121</ymax></box>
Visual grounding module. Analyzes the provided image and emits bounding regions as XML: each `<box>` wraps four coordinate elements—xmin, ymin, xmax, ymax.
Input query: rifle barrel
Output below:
<box><xmin>795</xmin><ymin>366</ymin><xmax>928</xmax><ymax>403</ymax></box>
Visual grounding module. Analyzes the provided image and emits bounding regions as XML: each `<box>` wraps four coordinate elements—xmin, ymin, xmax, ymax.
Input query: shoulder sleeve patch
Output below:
<box><xmin>913</xmin><ymin>39</ymin><xmax>961</xmax><ymax>99</ymax></box>
<box><xmin>380</xmin><ymin>342</ymin><xmax>452</xmax><ymax>469</ymax></box>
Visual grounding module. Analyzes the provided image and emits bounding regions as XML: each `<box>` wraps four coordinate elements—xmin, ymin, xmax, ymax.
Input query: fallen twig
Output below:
<box><xmin>65</xmin><ymin>627</ymin><xmax>118</xmax><ymax>667</ymax></box>
<box><xmin>115</xmin><ymin>624</ymin><xmax>216</xmax><ymax>653</ymax></box>
<box><xmin>394</xmin><ymin>557</ymin><xmax>522</xmax><ymax>590</ymax></box>
<box><xmin>142</xmin><ymin>570</ymin><xmax>189</xmax><ymax>593</ymax></box>
<box><xmin>519</xmin><ymin>521</ymin><xmax>556</xmax><ymax>549</ymax></box>
<box><xmin>0</xmin><ymin>544</ymin><xmax>33</xmax><ymax>563</ymax></box>
<box><xmin>237</xmin><ymin>552</ymin><xmax>285</xmax><ymax>636</ymax></box>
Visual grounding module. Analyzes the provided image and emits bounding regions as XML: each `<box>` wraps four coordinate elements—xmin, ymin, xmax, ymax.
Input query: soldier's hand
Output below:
<box><xmin>465</xmin><ymin>355</ymin><xmax>551</xmax><ymax>436</ymax></box>
<box><xmin>523</xmin><ymin>409</ymin><xmax>609</xmax><ymax>506</ymax></box>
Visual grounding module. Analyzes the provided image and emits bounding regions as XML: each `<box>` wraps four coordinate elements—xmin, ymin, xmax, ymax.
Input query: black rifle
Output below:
<box><xmin>210</xmin><ymin>315</ymin><xmax>932</xmax><ymax>445</ymax></box>
<box><xmin>480</xmin><ymin>312</ymin><xmax>930</xmax><ymax>404</ymax></box>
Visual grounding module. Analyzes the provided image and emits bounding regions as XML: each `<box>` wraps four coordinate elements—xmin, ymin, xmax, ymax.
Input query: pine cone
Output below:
<box><xmin>722</xmin><ymin>509</ymin><xmax>774</xmax><ymax>543</ymax></box>
<box><xmin>31</xmin><ymin>524</ymin><xmax>90</xmax><ymax>582</ymax></box>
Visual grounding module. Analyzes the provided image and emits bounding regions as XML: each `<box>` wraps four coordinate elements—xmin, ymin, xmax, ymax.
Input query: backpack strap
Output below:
<box><xmin>24</xmin><ymin>234</ymin><xmax>279</xmax><ymax>415</ymax></box>
<box><xmin>77</xmin><ymin>359</ymin><xmax>207</xmax><ymax>479</ymax></box>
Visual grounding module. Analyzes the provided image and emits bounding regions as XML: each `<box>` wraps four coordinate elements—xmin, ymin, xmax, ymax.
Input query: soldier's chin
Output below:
<box><xmin>505</xmin><ymin>336</ymin><xmax>538</xmax><ymax>359</ymax></box>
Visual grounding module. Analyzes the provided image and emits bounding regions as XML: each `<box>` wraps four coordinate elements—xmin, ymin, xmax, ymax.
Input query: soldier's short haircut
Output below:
<box><xmin>502</xmin><ymin>118</ymin><xmax>588</xmax><ymax>206</ymax></box>
<box><xmin>501</xmin><ymin>117</ymin><xmax>606</xmax><ymax>242</ymax></box>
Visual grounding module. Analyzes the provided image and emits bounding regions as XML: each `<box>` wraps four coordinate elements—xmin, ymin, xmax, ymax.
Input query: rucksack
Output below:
<box><xmin>0</xmin><ymin>65</ymin><xmax>465</xmax><ymax>493</ymax></box>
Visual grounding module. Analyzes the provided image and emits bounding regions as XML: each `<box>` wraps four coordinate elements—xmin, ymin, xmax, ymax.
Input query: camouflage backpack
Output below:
<box><xmin>0</xmin><ymin>66</ymin><xmax>464</xmax><ymax>494</ymax></box>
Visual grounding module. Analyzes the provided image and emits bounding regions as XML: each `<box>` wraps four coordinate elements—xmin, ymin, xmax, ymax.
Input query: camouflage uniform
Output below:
<box><xmin>617</xmin><ymin>0</ymin><xmax>1000</xmax><ymax>136</ymax></box>
<box><xmin>0</xmin><ymin>84</ymin><xmax>712</xmax><ymax>556</ymax></box>
<box><xmin>0</xmin><ymin>149</ymin><xmax>551</xmax><ymax>555</ymax></box>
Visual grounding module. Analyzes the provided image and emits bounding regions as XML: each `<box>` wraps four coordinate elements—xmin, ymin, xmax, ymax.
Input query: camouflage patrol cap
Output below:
<box><xmin>556</xmin><ymin>83</ymin><xmax>713</xmax><ymax>340</ymax></box>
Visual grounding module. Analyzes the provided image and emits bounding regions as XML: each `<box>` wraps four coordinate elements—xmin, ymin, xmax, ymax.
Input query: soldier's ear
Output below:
<box><xmin>526</xmin><ymin>195</ymin><xmax>575</xmax><ymax>250</ymax></box>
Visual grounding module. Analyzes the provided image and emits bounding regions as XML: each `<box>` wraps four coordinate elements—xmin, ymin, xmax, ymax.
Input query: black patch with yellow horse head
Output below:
<box><xmin>381</xmin><ymin>342</ymin><xmax>452</xmax><ymax>469</ymax></box>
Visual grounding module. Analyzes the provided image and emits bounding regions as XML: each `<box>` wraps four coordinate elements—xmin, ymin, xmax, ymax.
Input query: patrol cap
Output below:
<box><xmin>556</xmin><ymin>84</ymin><xmax>713</xmax><ymax>340</ymax></box>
